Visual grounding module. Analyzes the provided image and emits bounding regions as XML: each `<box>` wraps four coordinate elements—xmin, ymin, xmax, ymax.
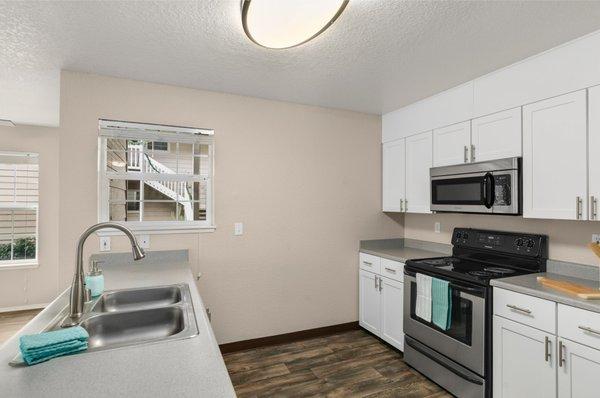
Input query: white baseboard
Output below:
<box><xmin>0</xmin><ymin>303</ymin><xmax>47</xmax><ymax>313</ymax></box>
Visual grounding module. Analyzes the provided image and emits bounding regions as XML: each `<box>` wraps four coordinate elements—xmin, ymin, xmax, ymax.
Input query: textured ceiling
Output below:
<box><xmin>2</xmin><ymin>0</ymin><xmax>600</xmax><ymax>122</ymax></box>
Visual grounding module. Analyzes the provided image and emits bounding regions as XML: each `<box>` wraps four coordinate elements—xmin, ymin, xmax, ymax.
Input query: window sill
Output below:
<box><xmin>0</xmin><ymin>261</ymin><xmax>39</xmax><ymax>270</ymax></box>
<box><xmin>96</xmin><ymin>223</ymin><xmax>216</xmax><ymax>236</ymax></box>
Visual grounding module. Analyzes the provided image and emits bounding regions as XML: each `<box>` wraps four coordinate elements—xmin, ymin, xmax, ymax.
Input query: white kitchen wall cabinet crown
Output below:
<box><xmin>358</xmin><ymin>254</ymin><xmax>404</xmax><ymax>351</ymax></box>
<box><xmin>405</xmin><ymin>131</ymin><xmax>433</xmax><ymax>214</ymax></box>
<box><xmin>433</xmin><ymin>121</ymin><xmax>472</xmax><ymax>167</ymax></box>
<box><xmin>523</xmin><ymin>90</ymin><xmax>588</xmax><ymax>220</ymax></box>
<box><xmin>471</xmin><ymin>107</ymin><xmax>522</xmax><ymax>162</ymax></box>
<box><xmin>588</xmin><ymin>85</ymin><xmax>600</xmax><ymax>221</ymax></box>
<box><xmin>382</xmin><ymin>139</ymin><xmax>406</xmax><ymax>212</ymax></box>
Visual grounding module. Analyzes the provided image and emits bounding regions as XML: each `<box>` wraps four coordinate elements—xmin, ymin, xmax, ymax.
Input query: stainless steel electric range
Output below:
<box><xmin>403</xmin><ymin>228</ymin><xmax>548</xmax><ymax>398</ymax></box>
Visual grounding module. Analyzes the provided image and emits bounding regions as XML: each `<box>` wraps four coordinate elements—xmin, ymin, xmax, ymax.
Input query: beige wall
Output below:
<box><xmin>0</xmin><ymin>126</ymin><xmax>60</xmax><ymax>309</ymax></box>
<box><xmin>54</xmin><ymin>71</ymin><xmax>402</xmax><ymax>343</ymax></box>
<box><xmin>404</xmin><ymin>213</ymin><xmax>600</xmax><ymax>267</ymax></box>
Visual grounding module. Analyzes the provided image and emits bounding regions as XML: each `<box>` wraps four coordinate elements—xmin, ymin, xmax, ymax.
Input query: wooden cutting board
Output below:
<box><xmin>537</xmin><ymin>276</ymin><xmax>600</xmax><ymax>300</ymax></box>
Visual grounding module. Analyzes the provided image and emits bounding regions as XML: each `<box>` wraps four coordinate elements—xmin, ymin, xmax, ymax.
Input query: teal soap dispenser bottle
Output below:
<box><xmin>85</xmin><ymin>260</ymin><xmax>104</xmax><ymax>297</ymax></box>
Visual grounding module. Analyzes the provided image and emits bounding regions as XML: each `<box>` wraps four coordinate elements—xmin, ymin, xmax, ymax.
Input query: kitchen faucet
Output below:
<box><xmin>63</xmin><ymin>222</ymin><xmax>145</xmax><ymax>327</ymax></box>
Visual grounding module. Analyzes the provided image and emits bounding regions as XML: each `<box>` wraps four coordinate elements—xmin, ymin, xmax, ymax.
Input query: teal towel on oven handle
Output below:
<box><xmin>19</xmin><ymin>326</ymin><xmax>88</xmax><ymax>365</ymax></box>
<box><xmin>431</xmin><ymin>277</ymin><xmax>452</xmax><ymax>331</ymax></box>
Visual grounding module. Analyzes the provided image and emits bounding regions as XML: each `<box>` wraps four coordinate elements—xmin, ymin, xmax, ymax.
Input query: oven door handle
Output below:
<box><xmin>404</xmin><ymin>337</ymin><xmax>484</xmax><ymax>385</ymax></box>
<box><xmin>483</xmin><ymin>172</ymin><xmax>495</xmax><ymax>209</ymax></box>
<box><xmin>404</xmin><ymin>270</ymin><xmax>486</xmax><ymax>297</ymax></box>
<box><xmin>448</xmin><ymin>283</ymin><xmax>485</xmax><ymax>296</ymax></box>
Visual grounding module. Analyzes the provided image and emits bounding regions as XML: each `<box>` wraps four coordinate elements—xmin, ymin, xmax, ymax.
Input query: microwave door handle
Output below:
<box><xmin>483</xmin><ymin>173</ymin><xmax>495</xmax><ymax>209</ymax></box>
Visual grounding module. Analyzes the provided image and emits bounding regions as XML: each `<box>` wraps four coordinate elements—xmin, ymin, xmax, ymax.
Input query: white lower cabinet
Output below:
<box><xmin>358</xmin><ymin>255</ymin><xmax>404</xmax><ymax>351</ymax></box>
<box><xmin>493</xmin><ymin>315</ymin><xmax>556</xmax><ymax>398</ymax></box>
<box><xmin>493</xmin><ymin>288</ymin><xmax>600</xmax><ymax>398</ymax></box>
<box><xmin>359</xmin><ymin>269</ymin><xmax>381</xmax><ymax>335</ymax></box>
<box><xmin>558</xmin><ymin>338</ymin><xmax>600</xmax><ymax>398</ymax></box>
<box><xmin>381</xmin><ymin>277</ymin><xmax>404</xmax><ymax>351</ymax></box>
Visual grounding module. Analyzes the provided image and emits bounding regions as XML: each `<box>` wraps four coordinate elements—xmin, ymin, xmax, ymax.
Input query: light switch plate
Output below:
<box><xmin>593</xmin><ymin>234</ymin><xmax>600</xmax><ymax>244</ymax></box>
<box><xmin>138</xmin><ymin>235</ymin><xmax>150</xmax><ymax>249</ymax></box>
<box><xmin>234</xmin><ymin>222</ymin><xmax>243</xmax><ymax>236</ymax></box>
<box><xmin>434</xmin><ymin>222</ymin><xmax>441</xmax><ymax>234</ymax></box>
<box><xmin>100</xmin><ymin>236</ymin><xmax>111</xmax><ymax>252</ymax></box>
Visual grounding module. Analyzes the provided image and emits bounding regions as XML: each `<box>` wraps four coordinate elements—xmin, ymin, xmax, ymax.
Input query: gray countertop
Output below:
<box><xmin>0</xmin><ymin>254</ymin><xmax>236</xmax><ymax>398</ymax></box>
<box><xmin>359</xmin><ymin>238</ymin><xmax>451</xmax><ymax>262</ymax></box>
<box><xmin>491</xmin><ymin>272</ymin><xmax>600</xmax><ymax>313</ymax></box>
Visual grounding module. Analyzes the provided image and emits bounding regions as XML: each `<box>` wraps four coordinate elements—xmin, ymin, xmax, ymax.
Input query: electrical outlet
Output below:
<box><xmin>434</xmin><ymin>222</ymin><xmax>441</xmax><ymax>234</ymax></box>
<box><xmin>100</xmin><ymin>236</ymin><xmax>111</xmax><ymax>252</ymax></box>
<box><xmin>137</xmin><ymin>235</ymin><xmax>150</xmax><ymax>249</ymax></box>
<box><xmin>593</xmin><ymin>234</ymin><xmax>600</xmax><ymax>244</ymax></box>
<box><xmin>234</xmin><ymin>222</ymin><xmax>243</xmax><ymax>236</ymax></box>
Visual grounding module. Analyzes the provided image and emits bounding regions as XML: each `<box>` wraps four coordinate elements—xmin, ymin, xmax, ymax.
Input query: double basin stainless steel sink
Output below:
<box><xmin>11</xmin><ymin>284</ymin><xmax>198</xmax><ymax>365</ymax></box>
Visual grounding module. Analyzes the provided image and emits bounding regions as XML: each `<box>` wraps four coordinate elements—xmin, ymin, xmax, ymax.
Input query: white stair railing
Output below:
<box><xmin>126</xmin><ymin>144</ymin><xmax>193</xmax><ymax>221</ymax></box>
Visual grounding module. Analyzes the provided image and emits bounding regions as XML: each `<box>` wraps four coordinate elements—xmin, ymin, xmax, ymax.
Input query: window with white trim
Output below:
<box><xmin>0</xmin><ymin>152</ymin><xmax>38</xmax><ymax>265</ymax></box>
<box><xmin>98</xmin><ymin>120</ymin><xmax>214</xmax><ymax>231</ymax></box>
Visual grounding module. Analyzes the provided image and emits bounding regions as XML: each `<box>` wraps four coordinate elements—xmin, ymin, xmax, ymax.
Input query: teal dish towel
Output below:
<box><xmin>19</xmin><ymin>326</ymin><xmax>89</xmax><ymax>365</ymax></box>
<box><xmin>431</xmin><ymin>278</ymin><xmax>452</xmax><ymax>331</ymax></box>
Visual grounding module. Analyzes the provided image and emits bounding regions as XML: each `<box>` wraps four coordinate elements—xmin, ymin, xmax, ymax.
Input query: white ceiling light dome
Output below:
<box><xmin>241</xmin><ymin>0</ymin><xmax>348</xmax><ymax>49</ymax></box>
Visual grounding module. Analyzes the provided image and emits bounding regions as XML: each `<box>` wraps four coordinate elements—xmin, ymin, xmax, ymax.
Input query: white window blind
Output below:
<box><xmin>98</xmin><ymin>120</ymin><xmax>214</xmax><ymax>231</ymax></box>
<box><xmin>0</xmin><ymin>152</ymin><xmax>39</xmax><ymax>265</ymax></box>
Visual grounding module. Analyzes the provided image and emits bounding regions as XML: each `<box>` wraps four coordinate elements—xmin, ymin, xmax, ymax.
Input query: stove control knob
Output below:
<box><xmin>526</xmin><ymin>239</ymin><xmax>535</xmax><ymax>248</ymax></box>
<box><xmin>515</xmin><ymin>238</ymin><xmax>523</xmax><ymax>247</ymax></box>
<box><xmin>456</xmin><ymin>232</ymin><xmax>462</xmax><ymax>239</ymax></box>
<box><xmin>463</xmin><ymin>233</ymin><xmax>469</xmax><ymax>239</ymax></box>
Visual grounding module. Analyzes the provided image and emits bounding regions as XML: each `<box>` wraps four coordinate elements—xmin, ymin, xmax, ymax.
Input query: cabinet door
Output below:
<box><xmin>558</xmin><ymin>338</ymin><xmax>600</xmax><ymax>398</ymax></box>
<box><xmin>589</xmin><ymin>86</ymin><xmax>600</xmax><ymax>221</ymax></box>
<box><xmin>523</xmin><ymin>90</ymin><xmax>588</xmax><ymax>220</ymax></box>
<box><xmin>359</xmin><ymin>270</ymin><xmax>381</xmax><ymax>335</ymax></box>
<box><xmin>471</xmin><ymin>107</ymin><xmax>522</xmax><ymax>162</ymax></box>
<box><xmin>405</xmin><ymin>131</ymin><xmax>433</xmax><ymax>213</ymax></box>
<box><xmin>493</xmin><ymin>316</ymin><xmax>556</xmax><ymax>398</ymax></box>
<box><xmin>433</xmin><ymin>121</ymin><xmax>472</xmax><ymax>167</ymax></box>
<box><xmin>382</xmin><ymin>139</ymin><xmax>406</xmax><ymax>212</ymax></box>
<box><xmin>380</xmin><ymin>277</ymin><xmax>404</xmax><ymax>351</ymax></box>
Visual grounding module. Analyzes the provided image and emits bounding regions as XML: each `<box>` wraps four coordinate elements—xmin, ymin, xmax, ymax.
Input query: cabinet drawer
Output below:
<box><xmin>380</xmin><ymin>258</ymin><xmax>404</xmax><ymax>282</ymax></box>
<box><xmin>558</xmin><ymin>304</ymin><xmax>600</xmax><ymax>349</ymax></box>
<box><xmin>359</xmin><ymin>253</ymin><xmax>381</xmax><ymax>273</ymax></box>
<box><xmin>493</xmin><ymin>288</ymin><xmax>556</xmax><ymax>333</ymax></box>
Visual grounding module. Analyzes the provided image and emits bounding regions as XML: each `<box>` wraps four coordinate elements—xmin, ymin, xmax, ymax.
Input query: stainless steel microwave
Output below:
<box><xmin>430</xmin><ymin>157</ymin><xmax>521</xmax><ymax>215</ymax></box>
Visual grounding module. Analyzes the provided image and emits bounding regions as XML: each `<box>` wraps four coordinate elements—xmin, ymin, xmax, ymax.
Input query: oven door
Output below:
<box><xmin>404</xmin><ymin>270</ymin><xmax>486</xmax><ymax>375</ymax></box>
<box><xmin>431</xmin><ymin>172</ymin><xmax>492</xmax><ymax>213</ymax></box>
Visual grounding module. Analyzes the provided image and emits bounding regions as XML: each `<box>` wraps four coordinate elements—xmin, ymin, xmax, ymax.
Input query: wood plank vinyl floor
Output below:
<box><xmin>0</xmin><ymin>309</ymin><xmax>42</xmax><ymax>345</ymax></box>
<box><xmin>224</xmin><ymin>329</ymin><xmax>453</xmax><ymax>398</ymax></box>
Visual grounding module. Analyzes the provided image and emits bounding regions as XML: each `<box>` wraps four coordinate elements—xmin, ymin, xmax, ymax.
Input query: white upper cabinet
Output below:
<box><xmin>405</xmin><ymin>131</ymin><xmax>433</xmax><ymax>213</ymax></box>
<box><xmin>382</xmin><ymin>139</ymin><xmax>406</xmax><ymax>212</ymax></box>
<box><xmin>433</xmin><ymin>121</ymin><xmax>472</xmax><ymax>167</ymax></box>
<box><xmin>473</xmin><ymin>30</ymin><xmax>600</xmax><ymax>117</ymax></box>
<box><xmin>382</xmin><ymin>83</ymin><xmax>474</xmax><ymax>143</ymax></box>
<box><xmin>523</xmin><ymin>90</ymin><xmax>588</xmax><ymax>220</ymax></box>
<box><xmin>589</xmin><ymin>85</ymin><xmax>600</xmax><ymax>221</ymax></box>
<box><xmin>471</xmin><ymin>108</ymin><xmax>522</xmax><ymax>162</ymax></box>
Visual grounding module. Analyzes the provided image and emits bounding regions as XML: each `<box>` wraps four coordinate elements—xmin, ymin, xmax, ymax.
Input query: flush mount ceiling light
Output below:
<box><xmin>241</xmin><ymin>0</ymin><xmax>348</xmax><ymax>49</ymax></box>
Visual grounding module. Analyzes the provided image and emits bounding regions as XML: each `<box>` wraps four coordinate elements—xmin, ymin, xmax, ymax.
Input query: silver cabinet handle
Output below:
<box><xmin>464</xmin><ymin>146</ymin><xmax>468</xmax><ymax>163</ymax></box>
<box><xmin>400</xmin><ymin>199</ymin><xmax>404</xmax><ymax>212</ymax></box>
<box><xmin>591</xmin><ymin>196</ymin><xmax>598</xmax><ymax>220</ymax></box>
<box><xmin>559</xmin><ymin>340</ymin><xmax>565</xmax><ymax>367</ymax></box>
<box><xmin>384</xmin><ymin>267</ymin><xmax>397</xmax><ymax>274</ymax></box>
<box><xmin>506</xmin><ymin>304</ymin><xmax>532</xmax><ymax>314</ymax></box>
<box><xmin>404</xmin><ymin>199</ymin><xmax>408</xmax><ymax>212</ymax></box>
<box><xmin>578</xmin><ymin>325</ymin><xmax>600</xmax><ymax>336</ymax></box>
<box><xmin>374</xmin><ymin>275</ymin><xmax>378</xmax><ymax>290</ymax></box>
<box><xmin>470</xmin><ymin>144</ymin><xmax>476</xmax><ymax>162</ymax></box>
<box><xmin>378</xmin><ymin>276</ymin><xmax>383</xmax><ymax>292</ymax></box>
<box><xmin>544</xmin><ymin>336</ymin><xmax>551</xmax><ymax>362</ymax></box>
<box><xmin>576</xmin><ymin>196</ymin><xmax>583</xmax><ymax>220</ymax></box>
<box><xmin>363</xmin><ymin>261</ymin><xmax>372</xmax><ymax>266</ymax></box>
